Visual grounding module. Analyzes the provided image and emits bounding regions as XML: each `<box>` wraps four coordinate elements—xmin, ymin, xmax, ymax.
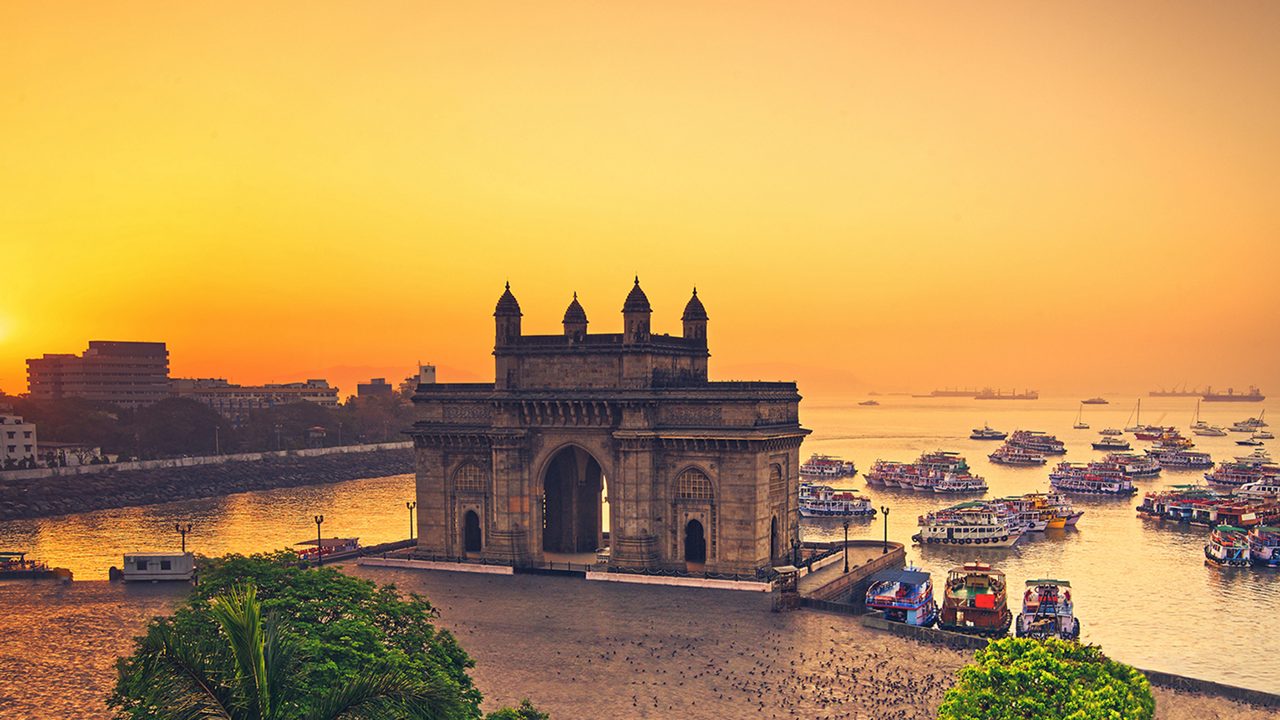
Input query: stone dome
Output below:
<box><xmin>681</xmin><ymin>287</ymin><xmax>708</xmax><ymax>321</ymax></box>
<box><xmin>622</xmin><ymin>276</ymin><xmax>651</xmax><ymax>314</ymax></box>
<box><xmin>563</xmin><ymin>292</ymin><xmax>588</xmax><ymax>325</ymax></box>
<box><xmin>494</xmin><ymin>282</ymin><xmax>522</xmax><ymax>316</ymax></box>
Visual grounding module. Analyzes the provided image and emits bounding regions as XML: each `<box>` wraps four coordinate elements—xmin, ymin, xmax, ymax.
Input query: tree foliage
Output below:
<box><xmin>936</xmin><ymin>638</ymin><xmax>1155</xmax><ymax>720</ymax></box>
<box><xmin>111</xmin><ymin>552</ymin><xmax>483</xmax><ymax>719</ymax></box>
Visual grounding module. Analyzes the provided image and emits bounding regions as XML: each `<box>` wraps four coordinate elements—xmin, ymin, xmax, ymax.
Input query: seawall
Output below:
<box><xmin>0</xmin><ymin>442</ymin><xmax>414</xmax><ymax>521</ymax></box>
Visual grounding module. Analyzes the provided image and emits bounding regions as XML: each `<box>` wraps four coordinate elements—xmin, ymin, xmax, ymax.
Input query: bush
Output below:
<box><xmin>936</xmin><ymin>638</ymin><xmax>1155</xmax><ymax>720</ymax></box>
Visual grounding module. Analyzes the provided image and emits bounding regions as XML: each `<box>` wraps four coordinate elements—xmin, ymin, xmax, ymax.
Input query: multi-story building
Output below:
<box><xmin>171</xmin><ymin>378</ymin><xmax>339</xmax><ymax>425</ymax></box>
<box><xmin>357</xmin><ymin>378</ymin><xmax>394</xmax><ymax>399</ymax></box>
<box><xmin>0</xmin><ymin>413</ymin><xmax>38</xmax><ymax>468</ymax></box>
<box><xmin>27</xmin><ymin>341</ymin><xmax>170</xmax><ymax>408</ymax></box>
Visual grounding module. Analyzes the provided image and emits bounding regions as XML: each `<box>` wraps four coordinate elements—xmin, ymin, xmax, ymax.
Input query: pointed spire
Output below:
<box><xmin>563</xmin><ymin>292</ymin><xmax>588</xmax><ymax>326</ymax></box>
<box><xmin>623</xmin><ymin>276</ymin><xmax>651</xmax><ymax>313</ymax></box>
<box><xmin>682</xmin><ymin>286</ymin><xmax>707</xmax><ymax>321</ymax></box>
<box><xmin>495</xmin><ymin>282</ymin><xmax>521</xmax><ymax>316</ymax></box>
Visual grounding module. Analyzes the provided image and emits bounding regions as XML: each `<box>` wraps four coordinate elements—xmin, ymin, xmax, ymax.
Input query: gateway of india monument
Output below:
<box><xmin>409</xmin><ymin>279</ymin><xmax>809</xmax><ymax>575</ymax></box>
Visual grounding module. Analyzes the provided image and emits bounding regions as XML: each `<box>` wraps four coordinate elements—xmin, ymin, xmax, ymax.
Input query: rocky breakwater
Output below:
<box><xmin>0</xmin><ymin>448</ymin><xmax>414</xmax><ymax>521</ymax></box>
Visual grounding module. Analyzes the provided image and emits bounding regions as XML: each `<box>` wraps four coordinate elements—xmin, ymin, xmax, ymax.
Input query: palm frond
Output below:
<box><xmin>132</xmin><ymin>623</ymin><xmax>237</xmax><ymax>720</ymax></box>
<box><xmin>209</xmin><ymin>584</ymin><xmax>273</xmax><ymax>719</ymax></box>
<box><xmin>306</xmin><ymin>668</ymin><xmax>462</xmax><ymax>720</ymax></box>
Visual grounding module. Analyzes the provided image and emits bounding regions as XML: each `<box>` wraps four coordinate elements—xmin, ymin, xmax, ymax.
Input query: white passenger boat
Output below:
<box><xmin>799</xmin><ymin>484</ymin><xmax>876</xmax><ymax>518</ymax></box>
<box><xmin>912</xmin><ymin>503</ymin><xmax>1021</xmax><ymax>547</ymax></box>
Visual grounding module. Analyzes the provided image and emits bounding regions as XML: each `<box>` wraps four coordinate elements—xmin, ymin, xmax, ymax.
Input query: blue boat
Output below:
<box><xmin>864</xmin><ymin>567</ymin><xmax>937</xmax><ymax>627</ymax></box>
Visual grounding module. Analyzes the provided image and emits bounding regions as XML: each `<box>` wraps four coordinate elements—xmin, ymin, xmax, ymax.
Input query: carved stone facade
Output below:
<box><xmin>409</xmin><ymin>280</ymin><xmax>808</xmax><ymax>575</ymax></box>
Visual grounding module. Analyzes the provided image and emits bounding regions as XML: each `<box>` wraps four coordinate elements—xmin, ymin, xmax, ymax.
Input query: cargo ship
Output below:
<box><xmin>974</xmin><ymin>388</ymin><xmax>1039</xmax><ymax>401</ymax></box>
<box><xmin>1149</xmin><ymin>385</ymin><xmax>1203</xmax><ymax>398</ymax></box>
<box><xmin>1203</xmin><ymin>386</ymin><xmax>1265</xmax><ymax>403</ymax></box>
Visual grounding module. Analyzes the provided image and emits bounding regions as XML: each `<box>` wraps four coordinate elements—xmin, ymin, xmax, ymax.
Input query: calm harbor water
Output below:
<box><xmin>0</xmin><ymin>394</ymin><xmax>1275</xmax><ymax>691</ymax></box>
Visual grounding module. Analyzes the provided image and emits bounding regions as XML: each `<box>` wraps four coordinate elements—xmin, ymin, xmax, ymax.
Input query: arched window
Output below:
<box><xmin>454</xmin><ymin>463</ymin><xmax>487</xmax><ymax>493</ymax></box>
<box><xmin>675</xmin><ymin>468</ymin><xmax>713</xmax><ymax>500</ymax></box>
<box><xmin>769</xmin><ymin>464</ymin><xmax>785</xmax><ymax>498</ymax></box>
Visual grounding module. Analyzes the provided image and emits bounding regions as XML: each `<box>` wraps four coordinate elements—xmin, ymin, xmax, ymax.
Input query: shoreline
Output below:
<box><xmin>0</xmin><ymin>445</ymin><xmax>413</xmax><ymax>521</ymax></box>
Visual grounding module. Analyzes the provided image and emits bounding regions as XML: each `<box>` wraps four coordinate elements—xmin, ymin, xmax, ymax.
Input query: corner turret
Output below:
<box><xmin>681</xmin><ymin>287</ymin><xmax>708</xmax><ymax>346</ymax></box>
<box><xmin>622</xmin><ymin>276</ymin><xmax>651</xmax><ymax>345</ymax></box>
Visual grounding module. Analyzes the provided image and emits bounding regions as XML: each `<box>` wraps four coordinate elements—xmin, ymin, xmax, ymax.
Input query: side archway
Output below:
<box><xmin>541</xmin><ymin>444</ymin><xmax>607</xmax><ymax>554</ymax></box>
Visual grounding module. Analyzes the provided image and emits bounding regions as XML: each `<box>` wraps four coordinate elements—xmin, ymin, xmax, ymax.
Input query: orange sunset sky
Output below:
<box><xmin>2</xmin><ymin>2</ymin><xmax>1278</xmax><ymax>400</ymax></box>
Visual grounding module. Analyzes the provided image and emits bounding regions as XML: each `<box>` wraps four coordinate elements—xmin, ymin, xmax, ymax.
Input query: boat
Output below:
<box><xmin>1230</xmin><ymin>411</ymin><xmax>1268</xmax><ymax>431</ymax></box>
<box><xmin>1049</xmin><ymin>462</ymin><xmax>1138</xmax><ymax>496</ymax></box>
<box><xmin>1237</xmin><ymin>437</ymin><xmax>1264</xmax><ymax>447</ymax></box>
<box><xmin>988</xmin><ymin>444</ymin><xmax>1046</xmax><ymax>466</ymax></box>
<box><xmin>115</xmin><ymin>552</ymin><xmax>195</xmax><ymax>582</ymax></box>
<box><xmin>1149</xmin><ymin>385</ymin><xmax>1203</xmax><ymax>398</ymax></box>
<box><xmin>1073</xmin><ymin>405</ymin><xmax>1089</xmax><ymax>430</ymax></box>
<box><xmin>974</xmin><ymin>388</ymin><xmax>1039</xmax><ymax>401</ymax></box>
<box><xmin>1123</xmin><ymin>399</ymin><xmax>1143</xmax><ymax>433</ymax></box>
<box><xmin>1008</xmin><ymin>430</ymin><xmax>1067</xmax><ymax>455</ymax></box>
<box><xmin>799</xmin><ymin>453</ymin><xmax>858</xmax><ymax>479</ymax></box>
<box><xmin>1134</xmin><ymin>426</ymin><xmax>1176</xmax><ymax>442</ymax></box>
<box><xmin>859</xmin><ymin>400</ymin><xmax>880</xmax><ymax>406</ymax></box>
<box><xmin>1205</xmin><ymin>450</ymin><xmax>1280</xmax><ymax>487</ymax></box>
<box><xmin>1204</xmin><ymin>526</ymin><xmax>1251</xmax><ymax>567</ymax></box>
<box><xmin>0</xmin><ymin>551</ymin><xmax>73</xmax><ymax>582</ymax></box>
<box><xmin>1092</xmin><ymin>436</ymin><xmax>1131</xmax><ymax>451</ymax></box>
<box><xmin>1194</xmin><ymin>426</ymin><xmax>1228</xmax><ymax>437</ymax></box>
<box><xmin>927</xmin><ymin>387</ymin><xmax>983</xmax><ymax>398</ymax></box>
<box><xmin>1136</xmin><ymin>485</ymin><xmax>1280</xmax><ymax>528</ymax></box>
<box><xmin>799</xmin><ymin>484</ymin><xmax>876</xmax><ymax>518</ymax></box>
<box><xmin>1099</xmin><ymin>427</ymin><xmax>1123</xmax><ymax>436</ymax></box>
<box><xmin>864</xmin><ymin>567</ymin><xmax>938</xmax><ymax>627</ymax></box>
<box><xmin>1081</xmin><ymin>397</ymin><xmax>1108</xmax><ymax>405</ymax></box>
<box><xmin>913</xmin><ymin>503</ymin><xmax>1020</xmax><ymax>547</ymax></box>
<box><xmin>937</xmin><ymin>562</ymin><xmax>1013</xmax><ymax>636</ymax></box>
<box><xmin>1203</xmin><ymin>386</ymin><xmax>1265</xmax><ymax>403</ymax></box>
<box><xmin>1190</xmin><ymin>399</ymin><xmax>1209</xmax><ymax>431</ymax></box>
<box><xmin>933</xmin><ymin>473</ymin><xmax>989</xmax><ymax>493</ymax></box>
<box><xmin>1015</xmin><ymin>579</ymin><xmax>1080</xmax><ymax>641</ymax></box>
<box><xmin>1255</xmin><ymin>430</ymin><xmax>1275</xmax><ymax>440</ymax></box>
<box><xmin>296</xmin><ymin>537</ymin><xmax>362</xmax><ymax>564</ymax></box>
<box><xmin>970</xmin><ymin>424</ymin><xmax>1008</xmax><ymax>441</ymax></box>
<box><xmin>1145</xmin><ymin>445</ymin><xmax>1213</xmax><ymax>470</ymax></box>
<box><xmin>1237</xmin><ymin>478</ymin><xmax>1280</xmax><ymax>500</ymax></box>
<box><xmin>1248</xmin><ymin>526</ymin><xmax>1280</xmax><ymax>567</ymax></box>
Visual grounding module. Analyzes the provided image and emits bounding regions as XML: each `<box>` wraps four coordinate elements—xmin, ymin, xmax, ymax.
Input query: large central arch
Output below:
<box><xmin>542</xmin><ymin>445</ymin><xmax>607</xmax><ymax>554</ymax></box>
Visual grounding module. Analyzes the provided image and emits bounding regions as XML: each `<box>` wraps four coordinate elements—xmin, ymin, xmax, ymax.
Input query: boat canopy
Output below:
<box><xmin>296</xmin><ymin>537</ymin><xmax>360</xmax><ymax>548</ymax></box>
<box><xmin>0</xmin><ymin>551</ymin><xmax>27</xmax><ymax>560</ymax></box>
<box><xmin>870</xmin><ymin>568</ymin><xmax>931</xmax><ymax>587</ymax></box>
<box><xmin>1024</xmin><ymin>578</ymin><xmax>1071</xmax><ymax>587</ymax></box>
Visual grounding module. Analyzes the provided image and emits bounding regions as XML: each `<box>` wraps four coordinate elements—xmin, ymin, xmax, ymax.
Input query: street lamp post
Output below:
<box><xmin>175</xmin><ymin>523</ymin><xmax>193</xmax><ymax>553</ymax></box>
<box><xmin>314</xmin><ymin>515</ymin><xmax>324</xmax><ymax>567</ymax></box>
<box><xmin>881</xmin><ymin>506</ymin><xmax>891</xmax><ymax>554</ymax></box>
<box><xmin>406</xmin><ymin>501</ymin><xmax>417</xmax><ymax>541</ymax></box>
<box><xmin>842</xmin><ymin>519</ymin><xmax>850</xmax><ymax>573</ymax></box>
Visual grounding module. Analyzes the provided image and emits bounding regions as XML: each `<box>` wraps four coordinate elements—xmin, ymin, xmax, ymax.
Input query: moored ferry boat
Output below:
<box><xmin>1016</xmin><ymin>579</ymin><xmax>1080</xmax><ymax>641</ymax></box>
<box><xmin>938</xmin><ymin>562</ymin><xmax>1013</xmax><ymax>636</ymax></box>
<box><xmin>1248</xmin><ymin>526</ymin><xmax>1280</xmax><ymax>567</ymax></box>
<box><xmin>1205</xmin><ymin>450</ymin><xmax>1279</xmax><ymax>487</ymax></box>
<box><xmin>297</xmin><ymin>537</ymin><xmax>361</xmax><ymax>564</ymax></box>
<box><xmin>1049</xmin><ymin>463</ymin><xmax>1137</xmax><ymax>496</ymax></box>
<box><xmin>1092</xmin><ymin>436</ymin><xmax>1131</xmax><ymax>451</ymax></box>
<box><xmin>988</xmin><ymin>444</ymin><xmax>1046</xmax><ymax>466</ymax></box>
<box><xmin>970</xmin><ymin>424</ymin><xmax>1007</xmax><ymax>441</ymax></box>
<box><xmin>800</xmin><ymin>453</ymin><xmax>858</xmax><ymax>479</ymax></box>
<box><xmin>1081</xmin><ymin>397</ymin><xmax>1108</xmax><ymax>405</ymax></box>
<box><xmin>1</xmin><ymin>551</ymin><xmax>73</xmax><ymax>581</ymax></box>
<box><xmin>1204</xmin><ymin>525</ymin><xmax>1251</xmax><ymax>567</ymax></box>
<box><xmin>933</xmin><ymin>472</ymin><xmax>989</xmax><ymax>493</ymax></box>
<box><xmin>1099</xmin><ymin>427</ymin><xmax>1123</xmax><ymax>436</ymax></box>
<box><xmin>1008</xmin><ymin>430</ymin><xmax>1067</xmax><ymax>455</ymax></box>
<box><xmin>865</xmin><ymin>567</ymin><xmax>937</xmax><ymax>627</ymax></box>
<box><xmin>799</xmin><ymin>484</ymin><xmax>876</xmax><ymax>518</ymax></box>
<box><xmin>913</xmin><ymin>503</ymin><xmax>1020</xmax><ymax>547</ymax></box>
<box><xmin>1103</xmin><ymin>452</ymin><xmax>1162</xmax><ymax>479</ymax></box>
<box><xmin>1145</xmin><ymin>445</ymin><xmax>1213</xmax><ymax>470</ymax></box>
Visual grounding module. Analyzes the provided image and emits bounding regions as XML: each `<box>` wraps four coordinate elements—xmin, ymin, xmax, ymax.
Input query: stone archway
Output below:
<box><xmin>684</xmin><ymin>519</ymin><xmax>707</xmax><ymax>564</ymax></box>
<box><xmin>542</xmin><ymin>445</ymin><xmax>606</xmax><ymax>554</ymax></box>
<box><xmin>463</xmin><ymin>510</ymin><xmax>483</xmax><ymax>553</ymax></box>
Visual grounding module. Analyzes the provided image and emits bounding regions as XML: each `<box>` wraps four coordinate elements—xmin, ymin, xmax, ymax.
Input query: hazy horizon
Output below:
<box><xmin>3</xmin><ymin>2</ymin><xmax>1278</xmax><ymax>399</ymax></box>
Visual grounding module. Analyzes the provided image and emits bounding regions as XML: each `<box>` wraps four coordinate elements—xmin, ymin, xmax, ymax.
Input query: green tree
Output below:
<box><xmin>936</xmin><ymin>638</ymin><xmax>1155</xmax><ymax>720</ymax></box>
<box><xmin>112</xmin><ymin>552</ymin><xmax>483</xmax><ymax>719</ymax></box>
<box><xmin>484</xmin><ymin>701</ymin><xmax>549</xmax><ymax>720</ymax></box>
<box><xmin>126</xmin><ymin>583</ymin><xmax>459</xmax><ymax>719</ymax></box>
